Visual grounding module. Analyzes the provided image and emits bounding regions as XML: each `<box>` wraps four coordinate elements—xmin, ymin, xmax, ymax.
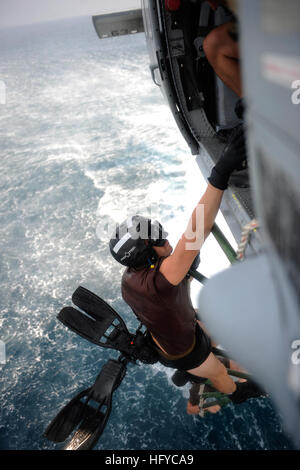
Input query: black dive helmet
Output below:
<box><xmin>109</xmin><ymin>215</ymin><xmax>168</xmax><ymax>268</ymax></box>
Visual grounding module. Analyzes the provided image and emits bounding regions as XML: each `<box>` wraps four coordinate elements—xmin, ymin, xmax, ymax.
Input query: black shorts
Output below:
<box><xmin>150</xmin><ymin>323</ymin><xmax>212</xmax><ymax>371</ymax></box>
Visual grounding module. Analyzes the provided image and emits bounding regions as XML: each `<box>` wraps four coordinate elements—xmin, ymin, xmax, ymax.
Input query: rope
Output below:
<box><xmin>236</xmin><ymin>219</ymin><xmax>259</xmax><ymax>261</ymax></box>
<box><xmin>188</xmin><ymin>219</ymin><xmax>259</xmax><ymax>283</ymax></box>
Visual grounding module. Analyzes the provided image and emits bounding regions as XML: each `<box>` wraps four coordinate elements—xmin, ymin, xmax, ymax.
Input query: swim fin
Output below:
<box><xmin>44</xmin><ymin>359</ymin><xmax>126</xmax><ymax>450</ymax></box>
<box><xmin>57</xmin><ymin>286</ymin><xmax>134</xmax><ymax>355</ymax></box>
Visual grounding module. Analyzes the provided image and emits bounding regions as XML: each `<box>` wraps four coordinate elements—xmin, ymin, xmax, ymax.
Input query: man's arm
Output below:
<box><xmin>160</xmin><ymin>124</ymin><xmax>247</xmax><ymax>286</ymax></box>
<box><xmin>160</xmin><ymin>184</ymin><xmax>223</xmax><ymax>285</ymax></box>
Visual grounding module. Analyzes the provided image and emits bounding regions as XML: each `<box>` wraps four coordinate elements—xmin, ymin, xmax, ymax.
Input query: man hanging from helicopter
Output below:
<box><xmin>109</xmin><ymin>0</ymin><xmax>252</xmax><ymax>416</ymax></box>
<box><xmin>109</xmin><ymin>124</ymin><xmax>265</xmax><ymax>411</ymax></box>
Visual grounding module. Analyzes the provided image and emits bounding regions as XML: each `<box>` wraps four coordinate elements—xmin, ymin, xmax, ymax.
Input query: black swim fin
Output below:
<box><xmin>58</xmin><ymin>286</ymin><xmax>134</xmax><ymax>355</ymax></box>
<box><xmin>44</xmin><ymin>359</ymin><xmax>126</xmax><ymax>450</ymax></box>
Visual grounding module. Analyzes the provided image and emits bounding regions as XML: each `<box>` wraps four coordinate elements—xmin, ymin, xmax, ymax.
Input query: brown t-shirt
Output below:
<box><xmin>121</xmin><ymin>257</ymin><xmax>197</xmax><ymax>356</ymax></box>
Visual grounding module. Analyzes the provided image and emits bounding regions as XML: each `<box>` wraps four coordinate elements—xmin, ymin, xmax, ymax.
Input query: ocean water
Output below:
<box><xmin>0</xmin><ymin>16</ymin><xmax>294</xmax><ymax>450</ymax></box>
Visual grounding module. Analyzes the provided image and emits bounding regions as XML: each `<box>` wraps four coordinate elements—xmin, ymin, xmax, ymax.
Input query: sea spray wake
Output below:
<box><xmin>0</xmin><ymin>17</ymin><xmax>293</xmax><ymax>450</ymax></box>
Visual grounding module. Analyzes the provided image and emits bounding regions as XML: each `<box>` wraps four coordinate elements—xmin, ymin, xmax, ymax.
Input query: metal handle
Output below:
<box><xmin>150</xmin><ymin>64</ymin><xmax>161</xmax><ymax>87</ymax></box>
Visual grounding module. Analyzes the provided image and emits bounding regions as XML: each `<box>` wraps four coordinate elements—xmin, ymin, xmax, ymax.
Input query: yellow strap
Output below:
<box><xmin>150</xmin><ymin>333</ymin><xmax>196</xmax><ymax>360</ymax></box>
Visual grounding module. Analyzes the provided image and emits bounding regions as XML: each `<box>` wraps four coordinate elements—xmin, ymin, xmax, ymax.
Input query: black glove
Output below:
<box><xmin>208</xmin><ymin>124</ymin><xmax>247</xmax><ymax>190</ymax></box>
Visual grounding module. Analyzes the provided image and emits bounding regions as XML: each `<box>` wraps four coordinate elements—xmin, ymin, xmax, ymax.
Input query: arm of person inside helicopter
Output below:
<box><xmin>159</xmin><ymin>184</ymin><xmax>224</xmax><ymax>286</ymax></box>
<box><xmin>158</xmin><ymin>123</ymin><xmax>247</xmax><ymax>286</ymax></box>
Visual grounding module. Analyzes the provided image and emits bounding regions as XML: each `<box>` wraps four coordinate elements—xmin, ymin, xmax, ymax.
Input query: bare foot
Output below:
<box><xmin>187</xmin><ymin>401</ymin><xmax>221</xmax><ymax>415</ymax></box>
<box><xmin>205</xmin><ymin>404</ymin><xmax>221</xmax><ymax>414</ymax></box>
<box><xmin>187</xmin><ymin>401</ymin><xmax>201</xmax><ymax>415</ymax></box>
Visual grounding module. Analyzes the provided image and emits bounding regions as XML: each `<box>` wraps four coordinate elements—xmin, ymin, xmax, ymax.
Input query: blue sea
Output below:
<box><xmin>0</xmin><ymin>16</ymin><xmax>294</xmax><ymax>450</ymax></box>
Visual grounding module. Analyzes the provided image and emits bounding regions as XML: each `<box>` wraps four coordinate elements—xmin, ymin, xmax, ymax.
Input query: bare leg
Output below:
<box><xmin>187</xmin><ymin>352</ymin><xmax>237</xmax><ymax>395</ymax></box>
<box><xmin>196</xmin><ymin>320</ymin><xmax>247</xmax><ymax>383</ymax></box>
<box><xmin>203</xmin><ymin>22</ymin><xmax>242</xmax><ymax>97</ymax></box>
